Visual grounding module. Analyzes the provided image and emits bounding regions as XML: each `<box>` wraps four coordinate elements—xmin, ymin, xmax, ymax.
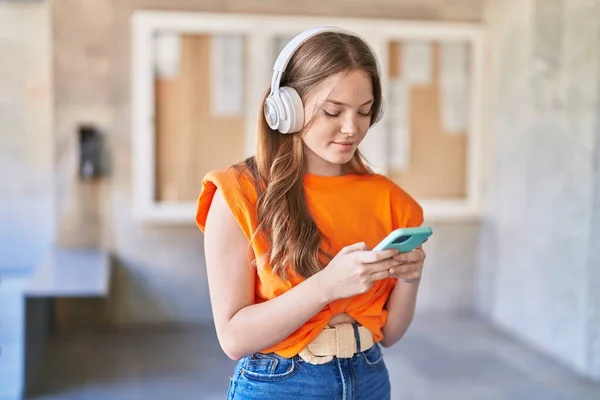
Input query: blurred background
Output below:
<box><xmin>1</xmin><ymin>0</ymin><xmax>600</xmax><ymax>399</ymax></box>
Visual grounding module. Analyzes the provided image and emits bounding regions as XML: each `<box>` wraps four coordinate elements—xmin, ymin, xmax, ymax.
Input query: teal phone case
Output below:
<box><xmin>372</xmin><ymin>226</ymin><xmax>433</xmax><ymax>252</ymax></box>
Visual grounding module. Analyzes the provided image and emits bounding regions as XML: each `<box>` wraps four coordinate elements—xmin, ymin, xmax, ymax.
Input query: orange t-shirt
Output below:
<box><xmin>195</xmin><ymin>164</ymin><xmax>423</xmax><ymax>358</ymax></box>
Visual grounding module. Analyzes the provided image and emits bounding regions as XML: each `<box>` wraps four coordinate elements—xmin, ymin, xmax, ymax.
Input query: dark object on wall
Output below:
<box><xmin>78</xmin><ymin>125</ymin><xmax>108</xmax><ymax>180</ymax></box>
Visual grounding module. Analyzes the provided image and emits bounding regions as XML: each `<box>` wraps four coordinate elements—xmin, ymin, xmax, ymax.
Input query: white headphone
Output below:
<box><xmin>264</xmin><ymin>26</ymin><xmax>381</xmax><ymax>134</ymax></box>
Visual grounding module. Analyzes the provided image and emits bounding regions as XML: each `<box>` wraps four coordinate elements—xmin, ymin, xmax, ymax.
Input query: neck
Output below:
<box><xmin>305</xmin><ymin>162</ymin><xmax>343</xmax><ymax>177</ymax></box>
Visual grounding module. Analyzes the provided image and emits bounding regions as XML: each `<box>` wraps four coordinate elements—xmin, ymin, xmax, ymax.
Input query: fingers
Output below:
<box><xmin>364</xmin><ymin>257</ymin><xmax>403</xmax><ymax>274</ymax></box>
<box><xmin>358</xmin><ymin>248</ymin><xmax>398</xmax><ymax>263</ymax></box>
<box><xmin>370</xmin><ymin>263</ymin><xmax>420</xmax><ymax>282</ymax></box>
<box><xmin>366</xmin><ymin>262</ymin><xmax>422</xmax><ymax>283</ymax></box>
<box><xmin>388</xmin><ymin>263</ymin><xmax>422</xmax><ymax>280</ymax></box>
<box><xmin>392</xmin><ymin>249</ymin><xmax>426</xmax><ymax>263</ymax></box>
<box><xmin>370</xmin><ymin>269</ymin><xmax>393</xmax><ymax>282</ymax></box>
<box><xmin>341</xmin><ymin>242</ymin><xmax>369</xmax><ymax>254</ymax></box>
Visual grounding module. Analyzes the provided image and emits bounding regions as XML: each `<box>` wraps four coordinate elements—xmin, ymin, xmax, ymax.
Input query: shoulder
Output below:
<box><xmin>195</xmin><ymin>161</ymin><xmax>258</xmax><ymax>238</ymax></box>
<box><xmin>203</xmin><ymin>162</ymin><xmax>254</xmax><ymax>192</ymax></box>
<box><xmin>365</xmin><ymin>173</ymin><xmax>423</xmax><ymax>227</ymax></box>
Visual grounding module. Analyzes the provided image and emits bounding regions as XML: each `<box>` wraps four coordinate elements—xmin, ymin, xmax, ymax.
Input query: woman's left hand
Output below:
<box><xmin>387</xmin><ymin>245</ymin><xmax>426</xmax><ymax>283</ymax></box>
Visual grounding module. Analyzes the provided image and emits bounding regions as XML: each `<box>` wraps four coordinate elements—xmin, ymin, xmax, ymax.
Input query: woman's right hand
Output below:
<box><xmin>318</xmin><ymin>242</ymin><xmax>403</xmax><ymax>301</ymax></box>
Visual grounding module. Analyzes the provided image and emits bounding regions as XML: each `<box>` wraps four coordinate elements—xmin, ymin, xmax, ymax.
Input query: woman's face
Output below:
<box><xmin>301</xmin><ymin>69</ymin><xmax>374</xmax><ymax>176</ymax></box>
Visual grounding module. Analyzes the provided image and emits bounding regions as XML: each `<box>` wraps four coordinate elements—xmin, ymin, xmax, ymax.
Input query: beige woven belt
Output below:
<box><xmin>298</xmin><ymin>324</ymin><xmax>375</xmax><ymax>365</ymax></box>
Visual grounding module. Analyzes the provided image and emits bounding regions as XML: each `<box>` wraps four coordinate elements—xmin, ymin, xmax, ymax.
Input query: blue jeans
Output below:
<box><xmin>227</xmin><ymin>326</ymin><xmax>390</xmax><ymax>399</ymax></box>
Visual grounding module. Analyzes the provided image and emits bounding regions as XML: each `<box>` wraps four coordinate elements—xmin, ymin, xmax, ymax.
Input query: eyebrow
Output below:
<box><xmin>326</xmin><ymin>99</ymin><xmax>374</xmax><ymax>107</ymax></box>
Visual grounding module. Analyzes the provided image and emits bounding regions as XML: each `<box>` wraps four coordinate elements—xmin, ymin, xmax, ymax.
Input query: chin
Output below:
<box><xmin>325</xmin><ymin>153</ymin><xmax>355</xmax><ymax>165</ymax></box>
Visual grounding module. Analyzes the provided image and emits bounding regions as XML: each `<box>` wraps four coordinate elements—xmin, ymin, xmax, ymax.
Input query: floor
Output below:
<box><xmin>28</xmin><ymin>312</ymin><xmax>600</xmax><ymax>400</ymax></box>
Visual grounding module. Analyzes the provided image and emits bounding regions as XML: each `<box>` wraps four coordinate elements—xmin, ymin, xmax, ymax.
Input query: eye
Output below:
<box><xmin>358</xmin><ymin>107</ymin><xmax>373</xmax><ymax>117</ymax></box>
<box><xmin>323</xmin><ymin>110</ymin><xmax>341</xmax><ymax>118</ymax></box>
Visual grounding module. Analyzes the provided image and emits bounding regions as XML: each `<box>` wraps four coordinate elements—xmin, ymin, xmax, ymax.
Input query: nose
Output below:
<box><xmin>340</xmin><ymin>113</ymin><xmax>358</xmax><ymax>136</ymax></box>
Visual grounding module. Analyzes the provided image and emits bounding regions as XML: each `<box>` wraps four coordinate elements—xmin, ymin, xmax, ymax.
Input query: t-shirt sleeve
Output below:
<box><xmin>388</xmin><ymin>181</ymin><xmax>424</xmax><ymax>229</ymax></box>
<box><xmin>195</xmin><ymin>167</ymin><xmax>255</xmax><ymax>241</ymax></box>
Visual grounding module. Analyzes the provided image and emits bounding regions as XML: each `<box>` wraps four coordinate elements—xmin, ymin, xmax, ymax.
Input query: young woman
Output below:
<box><xmin>196</xmin><ymin>26</ymin><xmax>426</xmax><ymax>400</ymax></box>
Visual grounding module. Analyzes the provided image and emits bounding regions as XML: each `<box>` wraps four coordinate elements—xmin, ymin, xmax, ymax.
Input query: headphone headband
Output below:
<box><xmin>269</xmin><ymin>26</ymin><xmax>377</xmax><ymax>96</ymax></box>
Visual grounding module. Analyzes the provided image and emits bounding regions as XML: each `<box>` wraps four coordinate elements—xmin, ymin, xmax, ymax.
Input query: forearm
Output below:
<box><xmin>380</xmin><ymin>279</ymin><xmax>420</xmax><ymax>347</ymax></box>
<box><xmin>221</xmin><ymin>273</ymin><xmax>332</xmax><ymax>360</ymax></box>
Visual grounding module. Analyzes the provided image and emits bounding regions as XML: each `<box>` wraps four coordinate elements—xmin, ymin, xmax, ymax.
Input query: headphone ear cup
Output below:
<box><xmin>264</xmin><ymin>94</ymin><xmax>281</xmax><ymax>130</ymax></box>
<box><xmin>277</xmin><ymin>86</ymin><xmax>304</xmax><ymax>134</ymax></box>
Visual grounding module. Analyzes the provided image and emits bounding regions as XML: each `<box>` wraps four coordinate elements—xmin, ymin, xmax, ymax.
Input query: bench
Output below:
<box><xmin>0</xmin><ymin>247</ymin><xmax>111</xmax><ymax>400</ymax></box>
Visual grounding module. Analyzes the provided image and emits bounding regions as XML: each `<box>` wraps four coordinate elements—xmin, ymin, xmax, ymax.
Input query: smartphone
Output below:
<box><xmin>372</xmin><ymin>226</ymin><xmax>433</xmax><ymax>253</ymax></box>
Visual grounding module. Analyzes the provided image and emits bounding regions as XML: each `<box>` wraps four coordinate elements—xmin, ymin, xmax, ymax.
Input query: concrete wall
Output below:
<box><xmin>0</xmin><ymin>2</ymin><xmax>54</xmax><ymax>269</ymax></box>
<box><xmin>478</xmin><ymin>0</ymin><xmax>600</xmax><ymax>381</ymax></box>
